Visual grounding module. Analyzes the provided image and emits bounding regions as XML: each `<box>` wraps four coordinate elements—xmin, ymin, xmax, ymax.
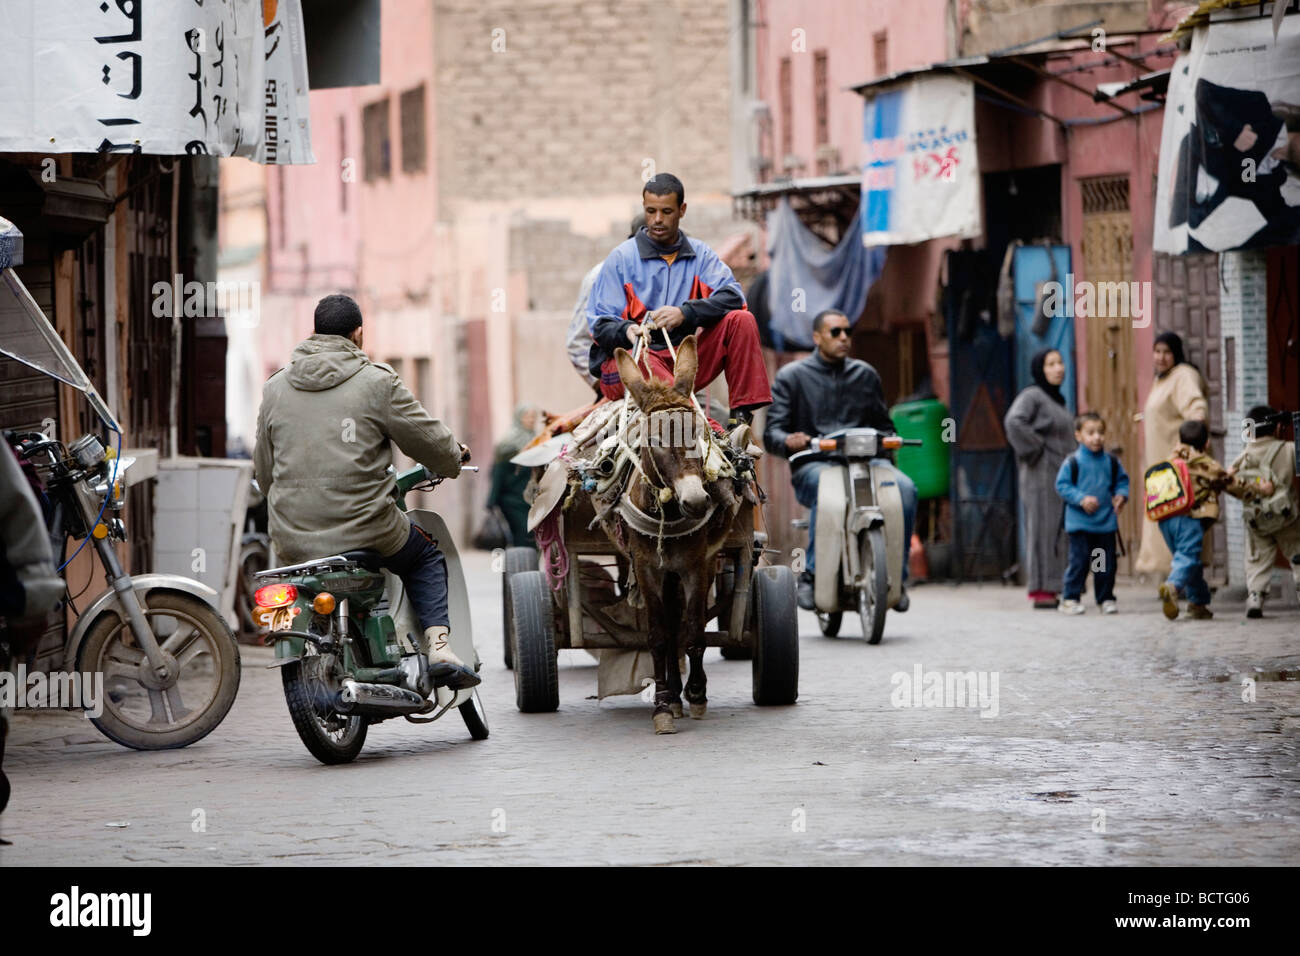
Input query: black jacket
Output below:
<box><xmin>763</xmin><ymin>352</ymin><xmax>895</xmax><ymax>473</ymax></box>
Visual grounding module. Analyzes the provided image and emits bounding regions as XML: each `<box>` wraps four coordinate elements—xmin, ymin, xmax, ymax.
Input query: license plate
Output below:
<box><xmin>256</xmin><ymin>606</ymin><xmax>300</xmax><ymax>631</ymax></box>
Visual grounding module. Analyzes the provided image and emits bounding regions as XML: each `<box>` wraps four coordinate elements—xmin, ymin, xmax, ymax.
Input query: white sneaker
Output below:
<box><xmin>1059</xmin><ymin>599</ymin><xmax>1085</xmax><ymax>615</ymax></box>
<box><xmin>1101</xmin><ymin>600</ymin><xmax>1118</xmax><ymax>615</ymax></box>
<box><xmin>1246</xmin><ymin>591</ymin><xmax>1264</xmax><ymax>619</ymax></box>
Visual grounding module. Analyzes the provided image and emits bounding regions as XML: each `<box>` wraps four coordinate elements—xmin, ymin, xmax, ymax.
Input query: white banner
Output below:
<box><xmin>0</xmin><ymin>0</ymin><xmax>313</xmax><ymax>163</ymax></box>
<box><xmin>1154</xmin><ymin>16</ymin><xmax>1300</xmax><ymax>253</ymax></box>
<box><xmin>860</xmin><ymin>74</ymin><xmax>981</xmax><ymax>246</ymax></box>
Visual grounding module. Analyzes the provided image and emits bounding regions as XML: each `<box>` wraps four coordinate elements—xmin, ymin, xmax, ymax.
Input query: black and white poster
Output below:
<box><xmin>0</xmin><ymin>0</ymin><xmax>314</xmax><ymax>163</ymax></box>
<box><xmin>1155</xmin><ymin>15</ymin><xmax>1300</xmax><ymax>253</ymax></box>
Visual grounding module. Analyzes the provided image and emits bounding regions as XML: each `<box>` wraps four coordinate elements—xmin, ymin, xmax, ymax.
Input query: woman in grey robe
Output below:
<box><xmin>1004</xmin><ymin>348</ymin><xmax>1075</xmax><ymax>608</ymax></box>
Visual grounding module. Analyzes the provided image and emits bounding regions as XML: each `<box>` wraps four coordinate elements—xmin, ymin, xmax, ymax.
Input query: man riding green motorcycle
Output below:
<box><xmin>253</xmin><ymin>294</ymin><xmax>479</xmax><ymax>689</ymax></box>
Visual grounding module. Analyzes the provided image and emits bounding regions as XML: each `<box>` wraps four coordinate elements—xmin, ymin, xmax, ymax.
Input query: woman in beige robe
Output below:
<box><xmin>1136</xmin><ymin>332</ymin><xmax>1209</xmax><ymax>575</ymax></box>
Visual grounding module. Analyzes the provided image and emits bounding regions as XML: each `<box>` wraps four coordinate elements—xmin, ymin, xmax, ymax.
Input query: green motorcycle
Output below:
<box><xmin>254</xmin><ymin>464</ymin><xmax>487</xmax><ymax>765</ymax></box>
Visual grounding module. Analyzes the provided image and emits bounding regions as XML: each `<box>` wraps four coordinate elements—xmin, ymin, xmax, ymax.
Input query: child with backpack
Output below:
<box><xmin>1229</xmin><ymin>405</ymin><xmax>1300</xmax><ymax>618</ymax></box>
<box><xmin>1151</xmin><ymin>420</ymin><xmax>1252</xmax><ymax>620</ymax></box>
<box><xmin>1054</xmin><ymin>412</ymin><xmax>1130</xmax><ymax>615</ymax></box>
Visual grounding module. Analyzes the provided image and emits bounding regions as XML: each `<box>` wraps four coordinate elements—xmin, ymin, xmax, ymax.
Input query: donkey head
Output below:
<box><xmin>614</xmin><ymin>335</ymin><xmax>710</xmax><ymax>517</ymax></box>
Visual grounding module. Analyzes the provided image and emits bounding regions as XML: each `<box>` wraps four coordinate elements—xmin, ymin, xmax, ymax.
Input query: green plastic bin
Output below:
<box><xmin>889</xmin><ymin>399</ymin><xmax>950</xmax><ymax>499</ymax></box>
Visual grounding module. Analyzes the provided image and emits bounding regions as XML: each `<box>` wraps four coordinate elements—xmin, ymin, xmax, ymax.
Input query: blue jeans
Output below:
<box><xmin>1159</xmin><ymin>515</ymin><xmax>1211</xmax><ymax>606</ymax></box>
<box><xmin>380</xmin><ymin>523</ymin><xmax>450</xmax><ymax>630</ymax></box>
<box><xmin>1062</xmin><ymin>530</ymin><xmax>1116</xmax><ymax>603</ymax></box>
<box><xmin>792</xmin><ymin>460</ymin><xmax>916</xmax><ymax>580</ymax></box>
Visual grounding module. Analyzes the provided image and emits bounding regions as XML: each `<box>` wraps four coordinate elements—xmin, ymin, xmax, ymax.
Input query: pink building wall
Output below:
<box><xmin>755</xmin><ymin>0</ymin><xmax>953</xmax><ymax>176</ymax></box>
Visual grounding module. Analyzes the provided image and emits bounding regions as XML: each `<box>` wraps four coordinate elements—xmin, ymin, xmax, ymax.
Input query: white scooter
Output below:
<box><xmin>790</xmin><ymin>427</ymin><xmax>920</xmax><ymax>644</ymax></box>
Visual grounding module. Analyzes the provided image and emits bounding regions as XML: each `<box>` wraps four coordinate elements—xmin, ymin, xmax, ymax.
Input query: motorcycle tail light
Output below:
<box><xmin>254</xmin><ymin>583</ymin><xmax>298</xmax><ymax>608</ymax></box>
<box><xmin>881</xmin><ymin>436</ymin><xmax>903</xmax><ymax>450</ymax></box>
<box><xmin>313</xmin><ymin>592</ymin><xmax>336</xmax><ymax>614</ymax></box>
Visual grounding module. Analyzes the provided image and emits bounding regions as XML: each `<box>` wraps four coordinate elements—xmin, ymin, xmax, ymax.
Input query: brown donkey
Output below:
<box><xmin>606</xmin><ymin>335</ymin><xmax>738</xmax><ymax>734</ymax></box>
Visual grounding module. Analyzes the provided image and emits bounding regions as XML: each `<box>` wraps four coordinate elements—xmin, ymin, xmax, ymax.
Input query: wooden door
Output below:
<box><xmin>1080</xmin><ymin>175</ymin><xmax>1141</xmax><ymax>573</ymax></box>
<box><xmin>1153</xmin><ymin>250</ymin><xmax>1226</xmax><ymax>583</ymax></box>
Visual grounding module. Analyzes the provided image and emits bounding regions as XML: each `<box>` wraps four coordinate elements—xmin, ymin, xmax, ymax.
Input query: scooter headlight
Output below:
<box><xmin>844</xmin><ymin>432</ymin><xmax>877</xmax><ymax>458</ymax></box>
<box><xmin>69</xmin><ymin>434</ymin><xmax>105</xmax><ymax>470</ymax></box>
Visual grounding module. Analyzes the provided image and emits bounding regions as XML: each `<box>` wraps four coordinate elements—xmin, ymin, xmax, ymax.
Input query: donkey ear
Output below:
<box><xmin>672</xmin><ymin>334</ymin><xmax>698</xmax><ymax>397</ymax></box>
<box><xmin>615</xmin><ymin>347</ymin><xmax>650</xmax><ymax>408</ymax></box>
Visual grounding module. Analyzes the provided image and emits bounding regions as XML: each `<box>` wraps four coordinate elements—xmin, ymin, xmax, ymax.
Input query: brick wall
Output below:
<box><xmin>1219</xmin><ymin>249</ymin><xmax>1270</xmax><ymax>592</ymax></box>
<box><xmin>434</xmin><ymin>0</ymin><xmax>734</xmax><ymax>204</ymax></box>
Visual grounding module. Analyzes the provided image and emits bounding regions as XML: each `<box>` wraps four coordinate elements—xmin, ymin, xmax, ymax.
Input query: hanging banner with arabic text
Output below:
<box><xmin>0</xmin><ymin>0</ymin><xmax>314</xmax><ymax>163</ymax></box>
<box><xmin>860</xmin><ymin>74</ymin><xmax>981</xmax><ymax>246</ymax></box>
<box><xmin>1154</xmin><ymin>15</ymin><xmax>1300</xmax><ymax>253</ymax></box>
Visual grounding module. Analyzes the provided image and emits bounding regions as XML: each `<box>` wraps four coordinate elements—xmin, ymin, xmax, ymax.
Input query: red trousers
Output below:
<box><xmin>598</xmin><ymin>309</ymin><xmax>773</xmax><ymax>408</ymax></box>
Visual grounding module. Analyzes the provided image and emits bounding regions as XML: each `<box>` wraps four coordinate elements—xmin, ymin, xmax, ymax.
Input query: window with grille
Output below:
<box><xmin>814</xmin><ymin>51</ymin><xmax>829</xmax><ymax>147</ymax></box>
<box><xmin>779</xmin><ymin>56</ymin><xmax>792</xmax><ymax>158</ymax></box>
<box><xmin>363</xmin><ymin>97</ymin><xmax>391</xmax><ymax>182</ymax></box>
<box><xmin>873</xmin><ymin>31</ymin><xmax>888</xmax><ymax>76</ymax></box>
<box><xmin>400</xmin><ymin>85</ymin><xmax>426</xmax><ymax>174</ymax></box>
<box><xmin>1080</xmin><ymin>175</ymin><xmax>1130</xmax><ymax>214</ymax></box>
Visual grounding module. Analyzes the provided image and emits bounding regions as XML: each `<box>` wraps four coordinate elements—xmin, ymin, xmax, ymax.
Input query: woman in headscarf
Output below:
<box><xmin>1136</xmin><ymin>331</ymin><xmax>1209</xmax><ymax>575</ymax></box>
<box><xmin>1004</xmin><ymin>348</ymin><xmax>1076</xmax><ymax>608</ymax></box>
<box><xmin>487</xmin><ymin>404</ymin><xmax>541</xmax><ymax>548</ymax></box>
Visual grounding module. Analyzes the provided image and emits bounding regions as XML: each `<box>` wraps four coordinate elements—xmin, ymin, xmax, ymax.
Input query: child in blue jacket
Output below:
<box><xmin>1054</xmin><ymin>412</ymin><xmax>1130</xmax><ymax>615</ymax></box>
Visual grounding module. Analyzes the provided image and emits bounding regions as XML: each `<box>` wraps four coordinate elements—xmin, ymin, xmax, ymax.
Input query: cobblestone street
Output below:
<box><xmin>3</xmin><ymin>550</ymin><xmax>1298</xmax><ymax>866</ymax></box>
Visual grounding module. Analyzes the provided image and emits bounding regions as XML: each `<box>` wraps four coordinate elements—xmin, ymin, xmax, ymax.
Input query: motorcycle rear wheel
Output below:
<box><xmin>281</xmin><ymin>650</ymin><xmax>367</xmax><ymax>765</ymax></box>
<box><xmin>77</xmin><ymin>591</ymin><xmax>241</xmax><ymax>750</ymax></box>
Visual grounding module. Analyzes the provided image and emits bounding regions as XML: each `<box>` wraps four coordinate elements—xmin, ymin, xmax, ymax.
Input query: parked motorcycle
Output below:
<box><xmin>5</xmin><ymin>429</ymin><xmax>241</xmax><ymax>749</ymax></box>
<box><xmin>790</xmin><ymin>427</ymin><xmax>921</xmax><ymax>644</ymax></box>
<box><xmin>256</xmin><ymin>463</ymin><xmax>488</xmax><ymax>765</ymax></box>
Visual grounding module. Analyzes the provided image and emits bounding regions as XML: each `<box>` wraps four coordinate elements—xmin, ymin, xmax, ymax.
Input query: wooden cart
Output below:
<box><xmin>501</xmin><ymin>493</ymin><xmax>799</xmax><ymax>713</ymax></box>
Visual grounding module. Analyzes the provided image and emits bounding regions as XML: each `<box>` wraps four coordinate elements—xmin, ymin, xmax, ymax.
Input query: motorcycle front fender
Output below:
<box><xmin>62</xmin><ymin>574</ymin><xmax>220</xmax><ymax>673</ymax></box>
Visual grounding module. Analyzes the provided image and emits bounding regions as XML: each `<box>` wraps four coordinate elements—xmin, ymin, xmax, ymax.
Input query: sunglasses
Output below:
<box><xmin>824</xmin><ymin>327</ymin><xmax>850</xmax><ymax>338</ymax></box>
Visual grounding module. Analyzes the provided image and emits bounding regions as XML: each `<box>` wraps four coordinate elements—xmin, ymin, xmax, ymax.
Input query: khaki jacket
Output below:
<box><xmin>1170</xmin><ymin>442</ymin><xmax>1255</xmax><ymax>522</ymax></box>
<box><xmin>253</xmin><ymin>335</ymin><xmax>463</xmax><ymax>564</ymax></box>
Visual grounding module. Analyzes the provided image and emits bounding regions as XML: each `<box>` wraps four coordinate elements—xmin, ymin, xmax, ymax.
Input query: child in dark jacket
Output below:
<box><xmin>1055</xmin><ymin>412</ymin><xmax>1130</xmax><ymax>615</ymax></box>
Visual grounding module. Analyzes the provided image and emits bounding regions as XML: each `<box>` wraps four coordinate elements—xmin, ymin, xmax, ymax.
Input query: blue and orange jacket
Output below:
<box><xmin>585</xmin><ymin>227</ymin><xmax>744</xmax><ymax>379</ymax></box>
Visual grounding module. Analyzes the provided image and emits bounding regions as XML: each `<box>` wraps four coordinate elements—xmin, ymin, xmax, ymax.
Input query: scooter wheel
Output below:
<box><xmin>77</xmin><ymin>591</ymin><xmax>241</xmax><ymax>750</ymax></box>
<box><xmin>817</xmin><ymin>611</ymin><xmax>842</xmax><ymax>637</ymax></box>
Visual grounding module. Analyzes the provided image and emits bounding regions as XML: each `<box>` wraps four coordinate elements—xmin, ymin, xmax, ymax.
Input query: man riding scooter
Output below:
<box><xmin>253</xmin><ymin>294</ymin><xmax>479</xmax><ymax>689</ymax></box>
<box><xmin>763</xmin><ymin>308</ymin><xmax>918</xmax><ymax>612</ymax></box>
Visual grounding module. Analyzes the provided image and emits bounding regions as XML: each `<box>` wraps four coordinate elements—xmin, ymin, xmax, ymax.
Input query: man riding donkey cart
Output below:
<box><xmin>517</xmin><ymin>173</ymin><xmax>779</xmax><ymax>733</ymax></box>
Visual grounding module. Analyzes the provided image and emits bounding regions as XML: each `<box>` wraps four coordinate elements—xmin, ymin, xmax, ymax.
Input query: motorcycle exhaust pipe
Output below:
<box><xmin>336</xmin><ymin>679</ymin><xmax>428</xmax><ymax>717</ymax></box>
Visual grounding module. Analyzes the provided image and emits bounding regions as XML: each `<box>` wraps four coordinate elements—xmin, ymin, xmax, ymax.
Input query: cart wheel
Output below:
<box><xmin>817</xmin><ymin>610</ymin><xmax>842</xmax><ymax>637</ymax></box>
<box><xmin>751</xmin><ymin>566</ymin><xmax>798</xmax><ymax>706</ymax></box>
<box><xmin>858</xmin><ymin>527</ymin><xmax>888</xmax><ymax>645</ymax></box>
<box><xmin>510</xmin><ymin>571</ymin><xmax>559</xmax><ymax>712</ymax></box>
<box><xmin>501</xmin><ymin>546</ymin><xmax>538</xmax><ymax>669</ymax></box>
<box><xmin>720</xmin><ymin>645</ymin><xmax>752</xmax><ymax>660</ymax></box>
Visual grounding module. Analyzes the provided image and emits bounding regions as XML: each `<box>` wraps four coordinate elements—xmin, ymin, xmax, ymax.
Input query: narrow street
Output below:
<box><xmin>4</xmin><ymin>550</ymin><xmax>1297</xmax><ymax>866</ymax></box>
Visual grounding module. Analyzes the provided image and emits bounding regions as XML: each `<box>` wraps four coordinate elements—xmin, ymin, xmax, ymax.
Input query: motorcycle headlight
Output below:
<box><xmin>69</xmin><ymin>434</ymin><xmax>105</xmax><ymax>470</ymax></box>
<box><xmin>844</xmin><ymin>432</ymin><xmax>877</xmax><ymax>458</ymax></box>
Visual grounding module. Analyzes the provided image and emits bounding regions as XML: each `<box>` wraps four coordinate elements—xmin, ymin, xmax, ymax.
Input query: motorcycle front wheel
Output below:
<box><xmin>857</xmin><ymin>527</ymin><xmax>888</xmax><ymax>645</ymax></box>
<box><xmin>281</xmin><ymin>648</ymin><xmax>367</xmax><ymax>765</ymax></box>
<box><xmin>77</xmin><ymin>591</ymin><xmax>241</xmax><ymax>750</ymax></box>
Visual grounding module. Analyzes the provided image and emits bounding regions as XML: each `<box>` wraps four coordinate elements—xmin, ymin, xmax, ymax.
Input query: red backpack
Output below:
<box><xmin>1143</xmin><ymin>457</ymin><xmax>1194</xmax><ymax>521</ymax></box>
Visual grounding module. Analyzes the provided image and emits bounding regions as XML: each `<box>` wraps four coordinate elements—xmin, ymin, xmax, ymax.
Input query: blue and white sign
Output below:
<box><xmin>861</xmin><ymin>74</ymin><xmax>982</xmax><ymax>246</ymax></box>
